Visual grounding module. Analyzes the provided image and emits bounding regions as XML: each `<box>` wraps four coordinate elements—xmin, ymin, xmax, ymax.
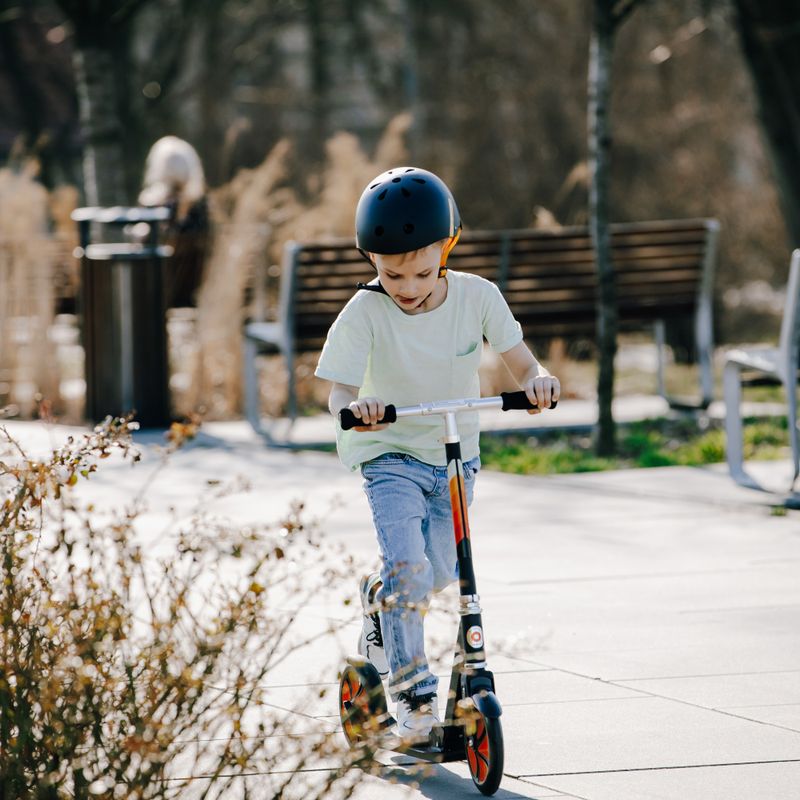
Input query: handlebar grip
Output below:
<box><xmin>338</xmin><ymin>405</ymin><xmax>398</xmax><ymax>430</ymax></box>
<box><xmin>500</xmin><ymin>390</ymin><xmax>558</xmax><ymax>411</ymax></box>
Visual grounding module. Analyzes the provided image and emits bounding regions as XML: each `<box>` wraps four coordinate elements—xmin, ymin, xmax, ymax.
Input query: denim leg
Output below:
<box><xmin>361</xmin><ymin>454</ymin><xmax>480</xmax><ymax>701</ymax></box>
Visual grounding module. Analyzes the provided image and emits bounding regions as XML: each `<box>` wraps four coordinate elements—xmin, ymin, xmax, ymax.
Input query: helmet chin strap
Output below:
<box><xmin>437</xmin><ymin>228</ymin><xmax>462</xmax><ymax>278</ymax></box>
<box><xmin>356</xmin><ymin>280</ymin><xmax>389</xmax><ymax>295</ymax></box>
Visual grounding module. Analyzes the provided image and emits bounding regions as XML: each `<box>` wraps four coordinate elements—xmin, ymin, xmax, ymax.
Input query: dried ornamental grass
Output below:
<box><xmin>0</xmin><ymin>162</ymin><xmax>60</xmax><ymax>417</ymax></box>
<box><xmin>190</xmin><ymin>113</ymin><xmax>412</xmax><ymax>420</ymax></box>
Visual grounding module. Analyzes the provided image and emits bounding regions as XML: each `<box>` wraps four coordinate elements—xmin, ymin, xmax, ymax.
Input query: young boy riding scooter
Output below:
<box><xmin>315</xmin><ymin>167</ymin><xmax>559</xmax><ymax>742</ymax></box>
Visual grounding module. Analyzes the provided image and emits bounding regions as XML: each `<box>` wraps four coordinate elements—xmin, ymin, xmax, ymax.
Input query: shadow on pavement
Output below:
<box><xmin>379</xmin><ymin>761</ymin><xmax>544</xmax><ymax>799</ymax></box>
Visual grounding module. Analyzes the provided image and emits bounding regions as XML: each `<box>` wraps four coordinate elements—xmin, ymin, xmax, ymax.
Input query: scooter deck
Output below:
<box><xmin>395</xmin><ymin>744</ymin><xmax>463</xmax><ymax>763</ymax></box>
<box><xmin>382</xmin><ymin>724</ymin><xmax>465</xmax><ymax>763</ymax></box>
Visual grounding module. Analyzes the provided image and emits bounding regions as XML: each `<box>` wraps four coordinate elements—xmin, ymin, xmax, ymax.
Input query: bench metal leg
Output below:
<box><xmin>285</xmin><ymin>347</ymin><xmax>297</xmax><ymax>423</ymax></box>
<box><xmin>698</xmin><ymin>341</ymin><xmax>715</xmax><ymax>410</ymax></box>
<box><xmin>654</xmin><ymin>320</ymin><xmax>667</xmax><ymax>400</ymax></box>
<box><xmin>243</xmin><ymin>335</ymin><xmax>263</xmax><ymax>435</ymax></box>
<box><xmin>655</xmin><ymin>319</ymin><xmax>713</xmax><ymax>411</ymax></box>
<box><xmin>785</xmin><ymin>371</ymin><xmax>800</xmax><ymax>490</ymax></box>
<box><xmin>723</xmin><ymin>360</ymin><xmax>753</xmax><ymax>488</ymax></box>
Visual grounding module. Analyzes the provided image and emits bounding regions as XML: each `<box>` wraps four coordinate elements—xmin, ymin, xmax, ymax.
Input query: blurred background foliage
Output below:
<box><xmin>0</xmin><ymin>0</ymin><xmax>796</xmax><ymax>418</ymax></box>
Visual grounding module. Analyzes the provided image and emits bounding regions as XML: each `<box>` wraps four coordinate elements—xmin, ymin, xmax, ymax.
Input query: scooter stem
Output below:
<box><xmin>442</xmin><ymin>412</ymin><xmax>485</xmax><ymax>668</ymax></box>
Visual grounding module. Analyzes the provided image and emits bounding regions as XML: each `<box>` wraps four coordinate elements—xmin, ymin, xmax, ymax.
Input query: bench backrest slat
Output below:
<box><xmin>277</xmin><ymin>219</ymin><xmax>717</xmax><ymax>353</ymax></box>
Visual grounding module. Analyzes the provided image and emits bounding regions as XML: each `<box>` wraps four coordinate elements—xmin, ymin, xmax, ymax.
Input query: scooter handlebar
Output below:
<box><xmin>338</xmin><ymin>405</ymin><xmax>397</xmax><ymax>431</ymax></box>
<box><xmin>338</xmin><ymin>390</ymin><xmax>556</xmax><ymax>430</ymax></box>
<box><xmin>500</xmin><ymin>390</ymin><xmax>558</xmax><ymax>411</ymax></box>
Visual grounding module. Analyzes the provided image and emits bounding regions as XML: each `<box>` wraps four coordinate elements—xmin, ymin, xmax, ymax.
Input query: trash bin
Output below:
<box><xmin>72</xmin><ymin>206</ymin><xmax>173</xmax><ymax>428</ymax></box>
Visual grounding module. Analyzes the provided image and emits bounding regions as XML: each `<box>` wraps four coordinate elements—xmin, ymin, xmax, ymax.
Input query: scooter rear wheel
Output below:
<box><xmin>465</xmin><ymin>712</ymin><xmax>504</xmax><ymax>796</ymax></box>
<box><xmin>339</xmin><ymin>660</ymin><xmax>388</xmax><ymax>746</ymax></box>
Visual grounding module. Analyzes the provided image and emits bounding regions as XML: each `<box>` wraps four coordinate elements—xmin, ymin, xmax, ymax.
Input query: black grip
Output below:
<box><xmin>338</xmin><ymin>405</ymin><xmax>397</xmax><ymax>430</ymax></box>
<box><xmin>500</xmin><ymin>390</ymin><xmax>558</xmax><ymax>411</ymax></box>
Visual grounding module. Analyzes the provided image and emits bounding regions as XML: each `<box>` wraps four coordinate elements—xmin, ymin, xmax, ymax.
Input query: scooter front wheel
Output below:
<box><xmin>339</xmin><ymin>659</ymin><xmax>389</xmax><ymax>747</ymax></box>
<box><xmin>465</xmin><ymin>712</ymin><xmax>504</xmax><ymax>796</ymax></box>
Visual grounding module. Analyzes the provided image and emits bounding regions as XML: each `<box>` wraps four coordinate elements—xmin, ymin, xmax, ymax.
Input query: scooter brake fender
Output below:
<box><xmin>470</xmin><ymin>690</ymin><xmax>502</xmax><ymax>719</ymax></box>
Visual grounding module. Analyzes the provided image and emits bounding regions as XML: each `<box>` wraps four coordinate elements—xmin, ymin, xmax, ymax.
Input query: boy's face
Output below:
<box><xmin>370</xmin><ymin>243</ymin><xmax>444</xmax><ymax>315</ymax></box>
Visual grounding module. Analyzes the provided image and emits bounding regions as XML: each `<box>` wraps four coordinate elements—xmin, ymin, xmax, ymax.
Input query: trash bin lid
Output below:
<box><xmin>78</xmin><ymin>243</ymin><xmax>174</xmax><ymax>261</ymax></box>
<box><xmin>71</xmin><ymin>206</ymin><xmax>172</xmax><ymax>224</ymax></box>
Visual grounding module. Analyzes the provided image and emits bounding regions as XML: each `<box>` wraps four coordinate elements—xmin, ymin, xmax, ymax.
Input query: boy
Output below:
<box><xmin>314</xmin><ymin>167</ymin><xmax>559</xmax><ymax>742</ymax></box>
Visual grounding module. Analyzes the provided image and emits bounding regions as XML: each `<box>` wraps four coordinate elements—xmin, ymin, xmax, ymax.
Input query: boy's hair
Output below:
<box><xmin>369</xmin><ymin>238</ymin><xmax>449</xmax><ymax>266</ymax></box>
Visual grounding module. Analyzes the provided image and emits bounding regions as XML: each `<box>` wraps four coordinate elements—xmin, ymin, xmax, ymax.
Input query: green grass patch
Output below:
<box><xmin>479</xmin><ymin>416</ymin><xmax>790</xmax><ymax>475</ymax></box>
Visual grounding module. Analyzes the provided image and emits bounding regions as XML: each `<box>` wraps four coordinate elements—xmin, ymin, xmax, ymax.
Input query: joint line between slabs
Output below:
<box><xmin>518</xmin><ymin>758</ymin><xmax>800</xmax><ymax>778</ymax></box>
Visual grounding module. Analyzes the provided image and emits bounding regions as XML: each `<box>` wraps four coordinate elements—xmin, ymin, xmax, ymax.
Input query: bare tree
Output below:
<box><xmin>588</xmin><ymin>0</ymin><xmax>644</xmax><ymax>456</ymax></box>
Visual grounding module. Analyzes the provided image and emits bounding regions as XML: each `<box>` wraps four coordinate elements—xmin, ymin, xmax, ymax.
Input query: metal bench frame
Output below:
<box><xmin>723</xmin><ymin>249</ymin><xmax>800</xmax><ymax>491</ymax></box>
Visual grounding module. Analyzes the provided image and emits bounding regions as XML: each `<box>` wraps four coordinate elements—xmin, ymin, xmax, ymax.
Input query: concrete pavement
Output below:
<box><xmin>2</xmin><ymin>407</ymin><xmax>799</xmax><ymax>799</ymax></box>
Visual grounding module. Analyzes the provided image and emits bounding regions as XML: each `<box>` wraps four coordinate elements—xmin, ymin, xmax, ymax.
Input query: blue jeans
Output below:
<box><xmin>360</xmin><ymin>452</ymin><xmax>480</xmax><ymax>700</ymax></box>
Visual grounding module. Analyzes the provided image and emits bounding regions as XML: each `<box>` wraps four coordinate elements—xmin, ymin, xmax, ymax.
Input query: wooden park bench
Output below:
<box><xmin>243</xmin><ymin>218</ymin><xmax>719</xmax><ymax>439</ymax></box>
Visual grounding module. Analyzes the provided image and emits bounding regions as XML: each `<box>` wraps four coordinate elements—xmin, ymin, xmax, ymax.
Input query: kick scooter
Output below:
<box><xmin>336</xmin><ymin>390</ymin><xmax>555</xmax><ymax>796</ymax></box>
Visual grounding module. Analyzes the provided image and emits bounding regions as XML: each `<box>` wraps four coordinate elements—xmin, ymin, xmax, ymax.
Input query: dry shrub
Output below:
<box><xmin>0</xmin><ymin>161</ymin><xmax>61</xmax><ymax>417</ymax></box>
<box><xmin>188</xmin><ymin>114</ymin><xmax>412</xmax><ymax>420</ymax></box>
<box><xmin>0</xmin><ymin>417</ymin><xmax>376</xmax><ymax>798</ymax></box>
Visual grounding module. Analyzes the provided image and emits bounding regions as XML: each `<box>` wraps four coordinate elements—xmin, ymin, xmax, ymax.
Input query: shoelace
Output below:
<box><xmin>398</xmin><ymin>692</ymin><xmax>435</xmax><ymax>712</ymax></box>
<box><xmin>365</xmin><ymin>612</ymin><xmax>384</xmax><ymax>648</ymax></box>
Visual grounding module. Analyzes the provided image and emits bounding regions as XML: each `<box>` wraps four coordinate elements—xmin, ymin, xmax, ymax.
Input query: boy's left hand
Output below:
<box><xmin>524</xmin><ymin>375</ymin><xmax>560</xmax><ymax>414</ymax></box>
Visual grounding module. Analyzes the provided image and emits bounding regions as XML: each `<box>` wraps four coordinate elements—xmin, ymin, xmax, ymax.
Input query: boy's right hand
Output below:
<box><xmin>348</xmin><ymin>397</ymin><xmax>389</xmax><ymax>432</ymax></box>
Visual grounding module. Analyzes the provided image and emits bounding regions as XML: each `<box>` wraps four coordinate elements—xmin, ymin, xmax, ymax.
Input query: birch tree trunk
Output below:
<box><xmin>588</xmin><ymin>0</ymin><xmax>618</xmax><ymax>456</ymax></box>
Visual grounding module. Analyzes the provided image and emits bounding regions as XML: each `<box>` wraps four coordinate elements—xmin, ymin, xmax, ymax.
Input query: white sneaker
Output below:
<box><xmin>358</xmin><ymin>573</ymin><xmax>389</xmax><ymax>677</ymax></box>
<box><xmin>396</xmin><ymin>692</ymin><xmax>439</xmax><ymax>742</ymax></box>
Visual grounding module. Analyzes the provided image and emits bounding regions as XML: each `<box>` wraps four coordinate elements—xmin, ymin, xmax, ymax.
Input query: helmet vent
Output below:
<box><xmin>374</xmin><ymin>225</ymin><xmax>384</xmax><ymax>236</ymax></box>
<box><xmin>391</xmin><ymin>177</ymin><xmax>401</xmax><ymax>183</ymax></box>
<box><xmin>369</xmin><ymin>183</ymin><xmax>380</xmax><ymax>190</ymax></box>
<box><xmin>404</xmin><ymin>168</ymin><xmax>415</xmax><ymax>172</ymax></box>
<box><xmin>403</xmin><ymin>223</ymin><xmax>415</xmax><ymax>234</ymax></box>
<box><xmin>401</xmin><ymin>187</ymin><xmax>411</xmax><ymax>197</ymax></box>
<box><xmin>412</xmin><ymin>178</ymin><xmax>426</xmax><ymax>184</ymax></box>
<box><xmin>377</xmin><ymin>190</ymin><xmax>387</xmax><ymax>200</ymax></box>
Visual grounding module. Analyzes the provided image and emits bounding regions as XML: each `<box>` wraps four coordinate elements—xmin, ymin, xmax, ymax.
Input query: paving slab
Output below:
<box><xmin>504</xmin><ymin>696</ymin><xmax>800</xmax><ymax>775</ymax></box>
<box><xmin>518</xmin><ymin>760</ymin><xmax>800</xmax><ymax>800</ymax></box>
<box><xmin>717</xmin><ymin>704</ymin><xmax>800</xmax><ymax>732</ymax></box>
<box><xmin>613</xmin><ymin>670</ymin><xmax>800</xmax><ymax>711</ymax></box>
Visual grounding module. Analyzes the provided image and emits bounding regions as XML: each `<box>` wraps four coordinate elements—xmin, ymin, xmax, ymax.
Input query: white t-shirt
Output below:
<box><xmin>315</xmin><ymin>270</ymin><xmax>523</xmax><ymax>470</ymax></box>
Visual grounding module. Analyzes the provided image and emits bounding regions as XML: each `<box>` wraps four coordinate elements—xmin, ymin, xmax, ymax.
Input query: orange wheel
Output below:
<box><xmin>465</xmin><ymin>713</ymin><xmax>504</xmax><ymax>795</ymax></box>
<box><xmin>338</xmin><ymin>660</ymin><xmax>388</xmax><ymax>747</ymax></box>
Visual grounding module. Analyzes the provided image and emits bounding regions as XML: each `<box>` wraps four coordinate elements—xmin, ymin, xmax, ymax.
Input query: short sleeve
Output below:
<box><xmin>315</xmin><ymin>300</ymin><xmax>372</xmax><ymax>388</ymax></box>
<box><xmin>482</xmin><ymin>281</ymin><xmax>523</xmax><ymax>353</ymax></box>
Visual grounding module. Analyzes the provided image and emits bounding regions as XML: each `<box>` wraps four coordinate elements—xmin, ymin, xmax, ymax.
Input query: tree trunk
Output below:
<box><xmin>731</xmin><ymin>0</ymin><xmax>800</xmax><ymax>248</ymax></box>
<box><xmin>588</xmin><ymin>0</ymin><xmax>618</xmax><ymax>456</ymax></box>
<box><xmin>73</xmin><ymin>44</ymin><xmax>127</xmax><ymax>208</ymax></box>
<box><xmin>56</xmin><ymin>1</ymin><xmax>148</xmax><ymax>209</ymax></box>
